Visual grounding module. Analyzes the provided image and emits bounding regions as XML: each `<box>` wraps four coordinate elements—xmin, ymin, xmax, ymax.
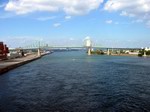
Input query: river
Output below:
<box><xmin>0</xmin><ymin>51</ymin><xmax>150</xmax><ymax>112</ymax></box>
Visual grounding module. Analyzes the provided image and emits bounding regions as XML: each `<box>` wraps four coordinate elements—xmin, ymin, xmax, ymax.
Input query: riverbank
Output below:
<box><xmin>0</xmin><ymin>52</ymin><xmax>50</xmax><ymax>75</ymax></box>
<box><xmin>110</xmin><ymin>53</ymin><xmax>138</xmax><ymax>56</ymax></box>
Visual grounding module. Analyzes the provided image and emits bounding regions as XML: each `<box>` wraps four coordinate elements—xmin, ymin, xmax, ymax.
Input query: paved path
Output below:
<box><xmin>0</xmin><ymin>54</ymin><xmax>41</xmax><ymax>74</ymax></box>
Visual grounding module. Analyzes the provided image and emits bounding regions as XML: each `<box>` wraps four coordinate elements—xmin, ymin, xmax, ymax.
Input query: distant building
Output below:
<box><xmin>145</xmin><ymin>47</ymin><xmax>150</xmax><ymax>51</ymax></box>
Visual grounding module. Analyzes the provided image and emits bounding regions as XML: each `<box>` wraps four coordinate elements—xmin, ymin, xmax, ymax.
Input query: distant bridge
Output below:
<box><xmin>20</xmin><ymin>46</ymin><xmax>141</xmax><ymax>51</ymax></box>
<box><xmin>9</xmin><ymin>41</ymin><xmax>141</xmax><ymax>51</ymax></box>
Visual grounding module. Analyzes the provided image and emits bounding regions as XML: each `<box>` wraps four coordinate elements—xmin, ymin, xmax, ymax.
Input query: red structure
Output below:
<box><xmin>0</xmin><ymin>42</ymin><xmax>9</xmax><ymax>60</ymax></box>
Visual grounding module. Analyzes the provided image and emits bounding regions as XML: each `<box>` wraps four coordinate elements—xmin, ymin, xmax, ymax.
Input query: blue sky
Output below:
<box><xmin>0</xmin><ymin>0</ymin><xmax>150</xmax><ymax>48</ymax></box>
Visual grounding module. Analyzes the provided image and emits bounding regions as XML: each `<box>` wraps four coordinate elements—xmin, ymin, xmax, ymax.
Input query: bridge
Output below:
<box><xmin>9</xmin><ymin>40</ymin><xmax>141</xmax><ymax>52</ymax></box>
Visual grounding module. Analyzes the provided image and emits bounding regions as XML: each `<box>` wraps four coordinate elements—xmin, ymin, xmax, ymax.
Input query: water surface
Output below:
<box><xmin>0</xmin><ymin>51</ymin><xmax>150</xmax><ymax>112</ymax></box>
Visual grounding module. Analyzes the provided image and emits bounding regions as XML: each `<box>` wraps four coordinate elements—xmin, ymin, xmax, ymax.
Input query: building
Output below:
<box><xmin>145</xmin><ymin>47</ymin><xmax>150</xmax><ymax>51</ymax></box>
<box><xmin>0</xmin><ymin>42</ymin><xmax>9</xmax><ymax>60</ymax></box>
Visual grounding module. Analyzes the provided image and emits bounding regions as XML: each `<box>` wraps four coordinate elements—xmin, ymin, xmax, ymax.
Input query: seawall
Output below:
<box><xmin>0</xmin><ymin>53</ymin><xmax>49</xmax><ymax>75</ymax></box>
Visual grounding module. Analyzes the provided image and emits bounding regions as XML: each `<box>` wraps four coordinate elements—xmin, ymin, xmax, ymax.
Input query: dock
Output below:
<box><xmin>0</xmin><ymin>52</ymin><xmax>50</xmax><ymax>75</ymax></box>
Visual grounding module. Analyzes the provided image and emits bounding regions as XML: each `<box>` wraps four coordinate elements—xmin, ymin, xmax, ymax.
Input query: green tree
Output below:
<box><xmin>146</xmin><ymin>50</ymin><xmax>150</xmax><ymax>55</ymax></box>
<box><xmin>138</xmin><ymin>49</ymin><xmax>144</xmax><ymax>57</ymax></box>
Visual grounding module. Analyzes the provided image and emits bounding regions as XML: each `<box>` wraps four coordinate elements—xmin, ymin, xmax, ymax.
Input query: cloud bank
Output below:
<box><xmin>4</xmin><ymin>0</ymin><xmax>150</xmax><ymax>27</ymax></box>
<box><xmin>5</xmin><ymin>0</ymin><xmax>103</xmax><ymax>15</ymax></box>
<box><xmin>104</xmin><ymin>0</ymin><xmax>150</xmax><ymax>27</ymax></box>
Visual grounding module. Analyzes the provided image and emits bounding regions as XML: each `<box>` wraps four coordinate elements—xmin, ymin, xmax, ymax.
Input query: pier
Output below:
<box><xmin>0</xmin><ymin>52</ymin><xmax>50</xmax><ymax>75</ymax></box>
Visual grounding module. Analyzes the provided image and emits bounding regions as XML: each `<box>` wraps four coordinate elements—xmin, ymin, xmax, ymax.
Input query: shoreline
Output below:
<box><xmin>90</xmin><ymin>53</ymin><xmax>138</xmax><ymax>57</ymax></box>
<box><xmin>0</xmin><ymin>52</ymin><xmax>50</xmax><ymax>75</ymax></box>
<box><xmin>110</xmin><ymin>54</ymin><xmax>138</xmax><ymax>57</ymax></box>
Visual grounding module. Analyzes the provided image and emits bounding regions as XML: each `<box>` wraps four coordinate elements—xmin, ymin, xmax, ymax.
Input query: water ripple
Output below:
<box><xmin>0</xmin><ymin>51</ymin><xmax>150</xmax><ymax>112</ymax></box>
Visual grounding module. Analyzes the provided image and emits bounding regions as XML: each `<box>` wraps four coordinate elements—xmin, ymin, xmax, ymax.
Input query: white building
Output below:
<box><xmin>145</xmin><ymin>47</ymin><xmax>150</xmax><ymax>51</ymax></box>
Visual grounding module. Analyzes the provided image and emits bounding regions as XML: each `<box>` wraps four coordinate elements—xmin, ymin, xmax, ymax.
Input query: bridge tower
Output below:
<box><xmin>37</xmin><ymin>41</ymin><xmax>41</xmax><ymax>57</ymax></box>
<box><xmin>84</xmin><ymin>37</ymin><xmax>92</xmax><ymax>55</ymax></box>
<box><xmin>107</xmin><ymin>48</ymin><xmax>110</xmax><ymax>55</ymax></box>
<box><xmin>143</xmin><ymin>51</ymin><xmax>147</xmax><ymax>57</ymax></box>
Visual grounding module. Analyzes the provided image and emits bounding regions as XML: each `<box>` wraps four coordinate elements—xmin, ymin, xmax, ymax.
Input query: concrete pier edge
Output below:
<box><xmin>0</xmin><ymin>52</ymin><xmax>50</xmax><ymax>75</ymax></box>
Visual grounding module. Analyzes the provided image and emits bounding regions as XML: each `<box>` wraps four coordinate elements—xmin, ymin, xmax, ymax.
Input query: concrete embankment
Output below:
<box><xmin>0</xmin><ymin>53</ymin><xmax>49</xmax><ymax>75</ymax></box>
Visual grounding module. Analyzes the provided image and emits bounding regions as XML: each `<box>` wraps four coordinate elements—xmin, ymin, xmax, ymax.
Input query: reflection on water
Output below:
<box><xmin>0</xmin><ymin>51</ymin><xmax>150</xmax><ymax>112</ymax></box>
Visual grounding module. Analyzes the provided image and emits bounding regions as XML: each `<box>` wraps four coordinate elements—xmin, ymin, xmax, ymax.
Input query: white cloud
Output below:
<box><xmin>53</xmin><ymin>23</ymin><xmax>61</xmax><ymax>27</ymax></box>
<box><xmin>104</xmin><ymin>0</ymin><xmax>150</xmax><ymax>27</ymax></box>
<box><xmin>132</xmin><ymin>19</ymin><xmax>143</xmax><ymax>23</ymax></box>
<box><xmin>65</xmin><ymin>16</ymin><xmax>71</xmax><ymax>20</ymax></box>
<box><xmin>105</xmin><ymin>20</ymin><xmax>113</xmax><ymax>24</ymax></box>
<box><xmin>120</xmin><ymin>11</ymin><xmax>135</xmax><ymax>17</ymax></box>
<box><xmin>120</xmin><ymin>11</ymin><xmax>128</xmax><ymax>16</ymax></box>
<box><xmin>5</xmin><ymin>0</ymin><xmax>103</xmax><ymax>15</ymax></box>
<box><xmin>36</xmin><ymin>16</ymin><xmax>56</xmax><ymax>21</ymax></box>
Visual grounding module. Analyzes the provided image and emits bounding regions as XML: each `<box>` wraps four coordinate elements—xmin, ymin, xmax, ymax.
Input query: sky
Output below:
<box><xmin>0</xmin><ymin>0</ymin><xmax>150</xmax><ymax>48</ymax></box>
